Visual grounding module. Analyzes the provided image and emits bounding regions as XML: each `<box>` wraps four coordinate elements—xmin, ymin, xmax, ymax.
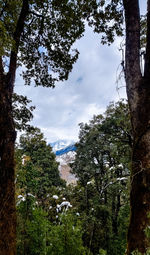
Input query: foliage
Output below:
<box><xmin>12</xmin><ymin>93</ymin><xmax>35</xmax><ymax>132</ymax></box>
<box><xmin>16</xmin><ymin>128</ymin><xmax>65</xmax><ymax>203</ymax></box>
<box><xmin>1</xmin><ymin>0</ymin><xmax>85</xmax><ymax>86</ymax></box>
<box><xmin>15</xmin><ymin>100</ymin><xmax>133</xmax><ymax>254</ymax></box>
<box><xmin>47</xmin><ymin>213</ymin><xmax>88</xmax><ymax>255</ymax></box>
<box><xmin>99</xmin><ymin>249</ymin><xmax>107</xmax><ymax>255</ymax></box>
<box><xmin>0</xmin><ymin>0</ymin><xmax>22</xmax><ymax>55</ymax></box>
<box><xmin>71</xmin><ymin>100</ymin><xmax>131</xmax><ymax>254</ymax></box>
<box><xmin>16</xmin><ymin>181</ymin><xmax>88</xmax><ymax>254</ymax></box>
<box><xmin>17</xmin><ymin>197</ymin><xmax>50</xmax><ymax>255</ymax></box>
<box><xmin>16</xmin><ymin>128</ymin><xmax>66</xmax><ymax>254</ymax></box>
<box><xmin>131</xmin><ymin>250</ymin><xmax>150</xmax><ymax>255</ymax></box>
<box><xmin>72</xmin><ymin>100</ymin><xmax>131</xmax><ymax>184</ymax></box>
<box><xmin>77</xmin><ymin>0</ymin><xmax>124</xmax><ymax>45</ymax></box>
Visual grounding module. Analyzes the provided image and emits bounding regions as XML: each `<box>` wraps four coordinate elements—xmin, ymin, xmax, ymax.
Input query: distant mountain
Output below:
<box><xmin>56</xmin><ymin>151</ymin><xmax>77</xmax><ymax>185</ymax></box>
<box><xmin>50</xmin><ymin>140</ymin><xmax>77</xmax><ymax>184</ymax></box>
<box><xmin>55</xmin><ymin>144</ymin><xmax>76</xmax><ymax>156</ymax></box>
<box><xmin>50</xmin><ymin>139</ymin><xmax>75</xmax><ymax>152</ymax></box>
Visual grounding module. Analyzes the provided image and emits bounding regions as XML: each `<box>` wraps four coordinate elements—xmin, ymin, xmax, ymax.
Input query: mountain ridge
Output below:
<box><xmin>55</xmin><ymin>144</ymin><xmax>76</xmax><ymax>156</ymax></box>
<box><xmin>50</xmin><ymin>140</ymin><xmax>76</xmax><ymax>156</ymax></box>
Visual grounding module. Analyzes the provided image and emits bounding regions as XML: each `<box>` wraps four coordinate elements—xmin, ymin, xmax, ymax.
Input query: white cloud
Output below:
<box><xmin>76</xmin><ymin>103</ymin><xmax>105</xmax><ymax>124</ymax></box>
<box><xmin>40</xmin><ymin>126</ymin><xmax>78</xmax><ymax>142</ymax></box>
<box><xmin>15</xmin><ymin>25</ymin><xmax>126</xmax><ymax>143</ymax></box>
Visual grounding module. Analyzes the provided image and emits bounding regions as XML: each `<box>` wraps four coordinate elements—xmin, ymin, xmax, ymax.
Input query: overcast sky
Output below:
<box><xmin>15</xmin><ymin>1</ymin><xmax>145</xmax><ymax>143</ymax></box>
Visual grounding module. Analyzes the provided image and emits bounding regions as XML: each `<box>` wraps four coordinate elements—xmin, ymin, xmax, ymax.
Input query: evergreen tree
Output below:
<box><xmin>16</xmin><ymin>128</ymin><xmax>65</xmax><ymax>254</ymax></box>
<box><xmin>71</xmin><ymin>100</ymin><xmax>131</xmax><ymax>254</ymax></box>
<box><xmin>16</xmin><ymin>128</ymin><xmax>64</xmax><ymax>203</ymax></box>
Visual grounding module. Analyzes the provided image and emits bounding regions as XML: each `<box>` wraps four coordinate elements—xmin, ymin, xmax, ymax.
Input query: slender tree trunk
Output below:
<box><xmin>0</xmin><ymin>67</ymin><xmax>16</xmax><ymax>254</ymax></box>
<box><xmin>123</xmin><ymin>0</ymin><xmax>150</xmax><ymax>253</ymax></box>
<box><xmin>112</xmin><ymin>194</ymin><xmax>120</xmax><ymax>236</ymax></box>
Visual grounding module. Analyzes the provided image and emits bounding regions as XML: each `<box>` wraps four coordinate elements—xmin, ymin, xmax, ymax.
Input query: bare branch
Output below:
<box><xmin>29</xmin><ymin>10</ymin><xmax>45</xmax><ymax>18</ymax></box>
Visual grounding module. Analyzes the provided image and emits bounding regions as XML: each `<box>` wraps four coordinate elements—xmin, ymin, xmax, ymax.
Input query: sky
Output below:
<box><xmin>14</xmin><ymin>1</ymin><xmax>146</xmax><ymax>143</ymax></box>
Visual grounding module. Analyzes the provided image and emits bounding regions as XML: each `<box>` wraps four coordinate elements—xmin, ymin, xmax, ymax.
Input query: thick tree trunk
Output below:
<box><xmin>127</xmin><ymin>121</ymin><xmax>150</xmax><ymax>254</ymax></box>
<box><xmin>0</xmin><ymin>2</ymin><xmax>29</xmax><ymax>253</ymax></box>
<box><xmin>127</xmin><ymin>79</ymin><xmax>150</xmax><ymax>254</ymax></box>
<box><xmin>123</xmin><ymin>0</ymin><xmax>150</xmax><ymax>254</ymax></box>
<box><xmin>0</xmin><ymin>70</ymin><xmax>16</xmax><ymax>254</ymax></box>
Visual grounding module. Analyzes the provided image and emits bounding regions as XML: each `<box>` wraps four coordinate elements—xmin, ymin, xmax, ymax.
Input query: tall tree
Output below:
<box><xmin>0</xmin><ymin>1</ymin><xmax>84</xmax><ymax>254</ymax></box>
<box><xmin>79</xmin><ymin>0</ymin><xmax>149</xmax><ymax>253</ymax></box>
<box><xmin>123</xmin><ymin>1</ymin><xmax>150</xmax><ymax>254</ymax></box>
<box><xmin>16</xmin><ymin>128</ymin><xmax>64</xmax><ymax>255</ymax></box>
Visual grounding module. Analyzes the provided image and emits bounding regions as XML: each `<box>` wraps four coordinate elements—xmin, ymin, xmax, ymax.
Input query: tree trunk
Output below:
<box><xmin>0</xmin><ymin>70</ymin><xmax>16</xmax><ymax>254</ymax></box>
<box><xmin>123</xmin><ymin>0</ymin><xmax>150</xmax><ymax>253</ymax></box>
<box><xmin>126</xmin><ymin>77</ymin><xmax>150</xmax><ymax>254</ymax></box>
<box><xmin>127</xmin><ymin>120</ymin><xmax>150</xmax><ymax>254</ymax></box>
<box><xmin>112</xmin><ymin>194</ymin><xmax>120</xmax><ymax>236</ymax></box>
<box><xmin>0</xmin><ymin>2</ymin><xmax>29</xmax><ymax>253</ymax></box>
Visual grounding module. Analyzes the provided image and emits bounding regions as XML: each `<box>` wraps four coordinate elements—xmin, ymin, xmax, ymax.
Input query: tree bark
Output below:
<box><xmin>123</xmin><ymin>0</ymin><xmax>150</xmax><ymax>254</ymax></box>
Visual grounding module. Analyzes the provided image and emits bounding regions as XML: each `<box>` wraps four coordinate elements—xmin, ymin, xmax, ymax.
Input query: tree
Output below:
<box><xmin>47</xmin><ymin>213</ymin><xmax>87</xmax><ymax>255</ymax></box>
<box><xmin>79</xmin><ymin>0</ymin><xmax>150</xmax><ymax>253</ymax></box>
<box><xmin>71</xmin><ymin>100</ymin><xmax>131</xmax><ymax>254</ymax></box>
<box><xmin>15</xmin><ymin>128</ymin><xmax>66</xmax><ymax>254</ymax></box>
<box><xmin>16</xmin><ymin>128</ymin><xmax>64</xmax><ymax>201</ymax></box>
<box><xmin>0</xmin><ymin>1</ymin><xmax>84</xmax><ymax>254</ymax></box>
<box><xmin>17</xmin><ymin>195</ymin><xmax>49</xmax><ymax>255</ymax></box>
<box><xmin>123</xmin><ymin>1</ymin><xmax>150</xmax><ymax>253</ymax></box>
<box><xmin>106</xmin><ymin>1</ymin><xmax>150</xmax><ymax>253</ymax></box>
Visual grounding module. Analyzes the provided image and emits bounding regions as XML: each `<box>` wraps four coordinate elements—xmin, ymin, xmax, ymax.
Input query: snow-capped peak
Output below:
<box><xmin>50</xmin><ymin>139</ymin><xmax>75</xmax><ymax>152</ymax></box>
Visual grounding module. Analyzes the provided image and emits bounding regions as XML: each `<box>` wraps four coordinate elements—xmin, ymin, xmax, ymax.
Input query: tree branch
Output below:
<box><xmin>29</xmin><ymin>10</ymin><xmax>45</xmax><ymax>18</ymax></box>
<box><xmin>8</xmin><ymin>0</ymin><xmax>29</xmax><ymax>90</ymax></box>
